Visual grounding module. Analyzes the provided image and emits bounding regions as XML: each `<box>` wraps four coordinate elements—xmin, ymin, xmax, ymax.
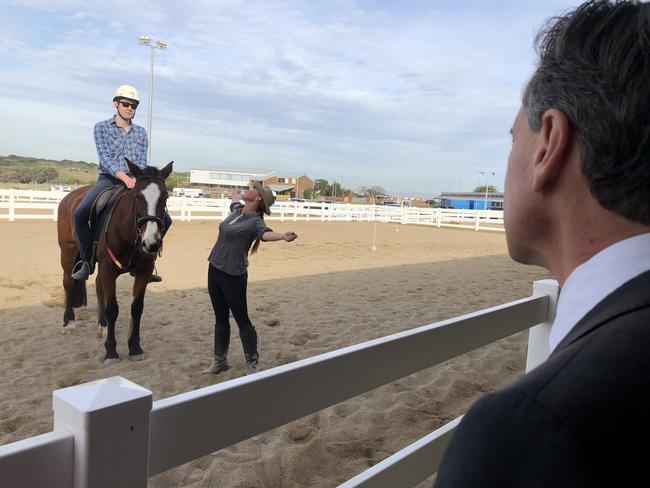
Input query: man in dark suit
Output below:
<box><xmin>434</xmin><ymin>1</ymin><xmax>650</xmax><ymax>486</ymax></box>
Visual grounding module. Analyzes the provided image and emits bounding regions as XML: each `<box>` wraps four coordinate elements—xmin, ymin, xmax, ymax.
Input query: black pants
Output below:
<box><xmin>207</xmin><ymin>264</ymin><xmax>258</xmax><ymax>360</ymax></box>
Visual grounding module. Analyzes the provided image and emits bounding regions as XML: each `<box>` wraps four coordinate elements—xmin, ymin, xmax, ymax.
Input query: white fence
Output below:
<box><xmin>0</xmin><ymin>189</ymin><xmax>505</xmax><ymax>231</ymax></box>
<box><xmin>0</xmin><ymin>280</ymin><xmax>559</xmax><ymax>488</ymax></box>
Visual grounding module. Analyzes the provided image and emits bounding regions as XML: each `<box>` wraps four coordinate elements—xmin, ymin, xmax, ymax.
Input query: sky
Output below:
<box><xmin>0</xmin><ymin>0</ymin><xmax>579</xmax><ymax>197</ymax></box>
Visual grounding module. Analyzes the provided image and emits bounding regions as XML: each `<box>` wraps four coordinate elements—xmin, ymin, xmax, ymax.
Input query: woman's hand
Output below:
<box><xmin>283</xmin><ymin>231</ymin><xmax>298</xmax><ymax>242</ymax></box>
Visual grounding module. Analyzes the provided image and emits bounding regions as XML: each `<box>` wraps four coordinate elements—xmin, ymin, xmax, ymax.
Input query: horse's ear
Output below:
<box><xmin>160</xmin><ymin>161</ymin><xmax>174</xmax><ymax>180</ymax></box>
<box><xmin>126</xmin><ymin>158</ymin><xmax>142</xmax><ymax>178</ymax></box>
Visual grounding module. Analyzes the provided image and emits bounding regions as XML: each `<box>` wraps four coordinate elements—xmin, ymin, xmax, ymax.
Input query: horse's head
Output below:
<box><xmin>127</xmin><ymin>159</ymin><xmax>173</xmax><ymax>255</ymax></box>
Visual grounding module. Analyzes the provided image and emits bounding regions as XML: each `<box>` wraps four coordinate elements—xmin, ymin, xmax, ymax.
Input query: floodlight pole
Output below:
<box><xmin>479</xmin><ymin>171</ymin><xmax>495</xmax><ymax>210</ymax></box>
<box><xmin>139</xmin><ymin>35</ymin><xmax>168</xmax><ymax>164</ymax></box>
<box><xmin>370</xmin><ymin>191</ymin><xmax>378</xmax><ymax>251</ymax></box>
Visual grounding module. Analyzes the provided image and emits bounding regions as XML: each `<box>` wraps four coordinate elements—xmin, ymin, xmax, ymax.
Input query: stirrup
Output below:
<box><xmin>130</xmin><ymin>268</ymin><xmax>162</xmax><ymax>283</ymax></box>
<box><xmin>71</xmin><ymin>261</ymin><xmax>90</xmax><ymax>281</ymax></box>
<box><xmin>149</xmin><ymin>265</ymin><xmax>162</xmax><ymax>283</ymax></box>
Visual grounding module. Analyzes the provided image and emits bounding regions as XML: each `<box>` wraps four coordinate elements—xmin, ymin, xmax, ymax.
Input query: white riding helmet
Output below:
<box><xmin>113</xmin><ymin>85</ymin><xmax>140</xmax><ymax>102</ymax></box>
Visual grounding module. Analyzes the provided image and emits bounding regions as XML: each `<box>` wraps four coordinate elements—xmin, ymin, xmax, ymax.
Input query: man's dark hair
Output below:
<box><xmin>523</xmin><ymin>0</ymin><xmax>650</xmax><ymax>224</ymax></box>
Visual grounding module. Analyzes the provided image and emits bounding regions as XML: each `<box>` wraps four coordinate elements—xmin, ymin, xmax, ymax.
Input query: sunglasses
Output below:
<box><xmin>119</xmin><ymin>101</ymin><xmax>138</xmax><ymax>109</ymax></box>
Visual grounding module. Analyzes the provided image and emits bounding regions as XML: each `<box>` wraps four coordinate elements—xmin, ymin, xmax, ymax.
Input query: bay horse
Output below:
<box><xmin>57</xmin><ymin>160</ymin><xmax>173</xmax><ymax>364</ymax></box>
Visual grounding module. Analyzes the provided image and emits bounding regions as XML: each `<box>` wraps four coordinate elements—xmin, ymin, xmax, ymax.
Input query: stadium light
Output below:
<box><xmin>138</xmin><ymin>35</ymin><xmax>168</xmax><ymax>164</ymax></box>
<box><xmin>478</xmin><ymin>171</ymin><xmax>496</xmax><ymax>210</ymax></box>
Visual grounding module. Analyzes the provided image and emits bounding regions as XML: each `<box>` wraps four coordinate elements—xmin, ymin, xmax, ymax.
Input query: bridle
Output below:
<box><xmin>105</xmin><ymin>176</ymin><xmax>167</xmax><ymax>271</ymax></box>
<box><xmin>133</xmin><ymin>178</ymin><xmax>167</xmax><ymax>239</ymax></box>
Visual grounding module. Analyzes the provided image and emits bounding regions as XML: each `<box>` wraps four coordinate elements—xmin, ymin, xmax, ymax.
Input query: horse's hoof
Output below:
<box><xmin>128</xmin><ymin>354</ymin><xmax>145</xmax><ymax>362</ymax></box>
<box><xmin>103</xmin><ymin>357</ymin><xmax>121</xmax><ymax>366</ymax></box>
<box><xmin>61</xmin><ymin>322</ymin><xmax>76</xmax><ymax>335</ymax></box>
<box><xmin>98</xmin><ymin>325</ymin><xmax>107</xmax><ymax>339</ymax></box>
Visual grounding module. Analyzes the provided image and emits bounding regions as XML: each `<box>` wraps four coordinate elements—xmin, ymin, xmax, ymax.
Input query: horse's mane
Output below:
<box><xmin>137</xmin><ymin>166</ymin><xmax>162</xmax><ymax>180</ymax></box>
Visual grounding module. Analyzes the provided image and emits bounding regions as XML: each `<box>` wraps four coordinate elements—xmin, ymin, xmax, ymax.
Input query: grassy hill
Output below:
<box><xmin>0</xmin><ymin>155</ymin><xmax>188</xmax><ymax>190</ymax></box>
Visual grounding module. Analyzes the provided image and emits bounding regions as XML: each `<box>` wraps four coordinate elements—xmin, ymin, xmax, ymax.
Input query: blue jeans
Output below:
<box><xmin>74</xmin><ymin>174</ymin><xmax>172</xmax><ymax>261</ymax></box>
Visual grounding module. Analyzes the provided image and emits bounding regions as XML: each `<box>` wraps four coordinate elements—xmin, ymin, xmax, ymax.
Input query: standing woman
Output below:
<box><xmin>202</xmin><ymin>181</ymin><xmax>298</xmax><ymax>375</ymax></box>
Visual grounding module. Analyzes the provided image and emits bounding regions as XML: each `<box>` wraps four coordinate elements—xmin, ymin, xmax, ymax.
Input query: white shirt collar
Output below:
<box><xmin>549</xmin><ymin>232</ymin><xmax>650</xmax><ymax>352</ymax></box>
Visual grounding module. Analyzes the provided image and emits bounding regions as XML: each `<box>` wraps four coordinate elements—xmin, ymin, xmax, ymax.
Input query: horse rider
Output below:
<box><xmin>71</xmin><ymin>84</ymin><xmax>172</xmax><ymax>282</ymax></box>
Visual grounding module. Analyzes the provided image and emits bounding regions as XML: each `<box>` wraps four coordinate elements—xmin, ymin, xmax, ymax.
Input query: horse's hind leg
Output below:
<box><xmin>128</xmin><ymin>275</ymin><xmax>148</xmax><ymax>361</ymax></box>
<box><xmin>61</xmin><ymin>245</ymin><xmax>85</xmax><ymax>334</ymax></box>
<box><xmin>62</xmin><ymin>272</ymin><xmax>76</xmax><ymax>334</ymax></box>
<box><xmin>95</xmin><ymin>275</ymin><xmax>107</xmax><ymax>338</ymax></box>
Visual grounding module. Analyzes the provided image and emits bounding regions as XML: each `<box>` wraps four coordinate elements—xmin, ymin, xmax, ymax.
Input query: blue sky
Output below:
<box><xmin>0</xmin><ymin>0</ymin><xmax>578</xmax><ymax>196</ymax></box>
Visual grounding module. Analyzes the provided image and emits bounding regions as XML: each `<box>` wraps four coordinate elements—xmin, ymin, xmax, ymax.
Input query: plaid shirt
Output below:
<box><xmin>94</xmin><ymin>116</ymin><xmax>148</xmax><ymax>177</ymax></box>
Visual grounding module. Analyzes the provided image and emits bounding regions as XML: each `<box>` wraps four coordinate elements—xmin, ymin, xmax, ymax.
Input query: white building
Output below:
<box><xmin>189</xmin><ymin>168</ymin><xmax>274</xmax><ymax>191</ymax></box>
<box><xmin>172</xmin><ymin>187</ymin><xmax>210</xmax><ymax>198</ymax></box>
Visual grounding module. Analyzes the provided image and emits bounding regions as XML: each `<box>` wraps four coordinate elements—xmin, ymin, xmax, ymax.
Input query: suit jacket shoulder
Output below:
<box><xmin>434</xmin><ymin>271</ymin><xmax>650</xmax><ymax>487</ymax></box>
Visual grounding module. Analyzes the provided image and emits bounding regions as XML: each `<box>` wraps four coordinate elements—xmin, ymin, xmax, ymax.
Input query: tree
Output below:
<box><xmin>331</xmin><ymin>181</ymin><xmax>346</xmax><ymax>197</ymax></box>
<box><xmin>474</xmin><ymin>185</ymin><xmax>498</xmax><ymax>193</ymax></box>
<box><xmin>314</xmin><ymin>179</ymin><xmax>331</xmax><ymax>196</ymax></box>
<box><xmin>359</xmin><ymin>185</ymin><xmax>386</xmax><ymax>197</ymax></box>
<box><xmin>13</xmin><ymin>167</ymin><xmax>36</xmax><ymax>183</ymax></box>
<box><xmin>35</xmin><ymin>167</ymin><xmax>58</xmax><ymax>183</ymax></box>
<box><xmin>304</xmin><ymin>188</ymin><xmax>318</xmax><ymax>199</ymax></box>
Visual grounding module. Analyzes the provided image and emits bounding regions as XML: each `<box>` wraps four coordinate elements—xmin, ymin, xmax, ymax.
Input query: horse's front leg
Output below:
<box><xmin>128</xmin><ymin>273</ymin><xmax>149</xmax><ymax>361</ymax></box>
<box><xmin>100</xmin><ymin>268</ymin><xmax>120</xmax><ymax>364</ymax></box>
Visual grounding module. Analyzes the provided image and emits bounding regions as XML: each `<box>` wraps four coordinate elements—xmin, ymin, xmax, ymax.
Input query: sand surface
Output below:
<box><xmin>0</xmin><ymin>220</ymin><xmax>549</xmax><ymax>487</ymax></box>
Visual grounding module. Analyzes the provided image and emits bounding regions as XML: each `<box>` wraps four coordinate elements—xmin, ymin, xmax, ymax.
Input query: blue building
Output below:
<box><xmin>438</xmin><ymin>192</ymin><xmax>504</xmax><ymax>210</ymax></box>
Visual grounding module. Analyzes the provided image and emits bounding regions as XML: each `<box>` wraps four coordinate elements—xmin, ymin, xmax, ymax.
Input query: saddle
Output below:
<box><xmin>85</xmin><ymin>185</ymin><xmax>127</xmax><ymax>273</ymax></box>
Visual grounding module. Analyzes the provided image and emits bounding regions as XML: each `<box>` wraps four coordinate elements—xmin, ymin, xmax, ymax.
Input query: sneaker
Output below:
<box><xmin>71</xmin><ymin>261</ymin><xmax>90</xmax><ymax>280</ymax></box>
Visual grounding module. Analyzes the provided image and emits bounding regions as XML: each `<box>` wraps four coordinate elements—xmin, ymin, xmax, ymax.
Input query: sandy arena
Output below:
<box><xmin>0</xmin><ymin>220</ymin><xmax>550</xmax><ymax>487</ymax></box>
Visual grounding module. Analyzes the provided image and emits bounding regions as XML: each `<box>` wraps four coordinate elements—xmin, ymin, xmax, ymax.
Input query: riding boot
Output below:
<box><xmin>201</xmin><ymin>352</ymin><xmax>230</xmax><ymax>375</ymax></box>
<box><xmin>245</xmin><ymin>352</ymin><xmax>259</xmax><ymax>375</ymax></box>
<box><xmin>71</xmin><ymin>261</ymin><xmax>90</xmax><ymax>281</ymax></box>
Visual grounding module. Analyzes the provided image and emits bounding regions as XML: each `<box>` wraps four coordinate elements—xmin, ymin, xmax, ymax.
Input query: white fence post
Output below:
<box><xmin>53</xmin><ymin>376</ymin><xmax>152</xmax><ymax>488</ymax></box>
<box><xmin>9</xmin><ymin>188</ymin><xmax>15</xmax><ymax>221</ymax></box>
<box><xmin>181</xmin><ymin>196</ymin><xmax>187</xmax><ymax>222</ymax></box>
<box><xmin>526</xmin><ymin>279</ymin><xmax>560</xmax><ymax>372</ymax></box>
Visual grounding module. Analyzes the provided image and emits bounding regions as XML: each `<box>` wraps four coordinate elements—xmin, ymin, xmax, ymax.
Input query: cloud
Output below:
<box><xmin>0</xmin><ymin>0</ymin><xmax>578</xmax><ymax>194</ymax></box>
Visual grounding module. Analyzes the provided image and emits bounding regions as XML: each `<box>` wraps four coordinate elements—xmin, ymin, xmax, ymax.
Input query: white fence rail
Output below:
<box><xmin>0</xmin><ymin>189</ymin><xmax>505</xmax><ymax>231</ymax></box>
<box><xmin>0</xmin><ymin>280</ymin><xmax>559</xmax><ymax>488</ymax></box>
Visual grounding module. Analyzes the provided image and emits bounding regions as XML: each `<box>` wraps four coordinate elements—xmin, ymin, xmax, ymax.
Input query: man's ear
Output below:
<box><xmin>532</xmin><ymin>108</ymin><xmax>573</xmax><ymax>192</ymax></box>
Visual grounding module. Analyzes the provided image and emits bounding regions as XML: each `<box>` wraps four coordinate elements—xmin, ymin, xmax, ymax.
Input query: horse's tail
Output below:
<box><xmin>71</xmin><ymin>278</ymin><xmax>87</xmax><ymax>308</ymax></box>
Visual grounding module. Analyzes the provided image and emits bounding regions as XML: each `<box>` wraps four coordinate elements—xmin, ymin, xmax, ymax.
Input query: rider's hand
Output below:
<box><xmin>284</xmin><ymin>231</ymin><xmax>298</xmax><ymax>242</ymax></box>
<box><xmin>116</xmin><ymin>171</ymin><xmax>136</xmax><ymax>189</ymax></box>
